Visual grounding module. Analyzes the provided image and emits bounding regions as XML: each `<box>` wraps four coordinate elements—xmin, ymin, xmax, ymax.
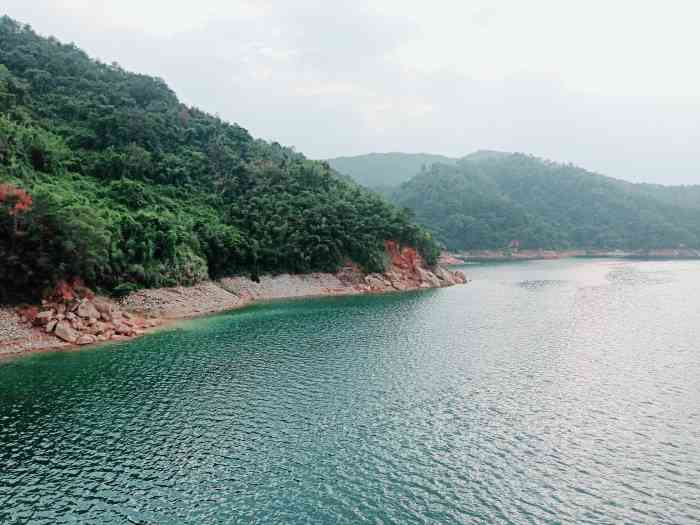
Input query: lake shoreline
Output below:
<box><xmin>0</xmin><ymin>258</ymin><xmax>466</xmax><ymax>360</ymax></box>
<box><xmin>449</xmin><ymin>248</ymin><xmax>700</xmax><ymax>262</ymax></box>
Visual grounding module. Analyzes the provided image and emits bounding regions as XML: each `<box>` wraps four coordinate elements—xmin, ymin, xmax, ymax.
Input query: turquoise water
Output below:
<box><xmin>1</xmin><ymin>258</ymin><xmax>699</xmax><ymax>524</ymax></box>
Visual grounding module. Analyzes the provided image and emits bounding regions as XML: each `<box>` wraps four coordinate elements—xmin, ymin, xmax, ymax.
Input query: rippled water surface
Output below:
<box><xmin>2</xmin><ymin>259</ymin><xmax>700</xmax><ymax>524</ymax></box>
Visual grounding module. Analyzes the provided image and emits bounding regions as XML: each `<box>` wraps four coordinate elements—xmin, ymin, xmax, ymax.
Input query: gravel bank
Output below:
<box><xmin>0</xmin><ymin>306</ymin><xmax>70</xmax><ymax>356</ymax></box>
<box><xmin>120</xmin><ymin>282</ymin><xmax>245</xmax><ymax>319</ymax></box>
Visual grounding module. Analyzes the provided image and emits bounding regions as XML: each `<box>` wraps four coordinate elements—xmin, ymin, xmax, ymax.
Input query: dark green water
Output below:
<box><xmin>1</xmin><ymin>259</ymin><xmax>699</xmax><ymax>524</ymax></box>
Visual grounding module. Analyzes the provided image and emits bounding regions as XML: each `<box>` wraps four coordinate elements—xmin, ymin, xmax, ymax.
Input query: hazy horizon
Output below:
<box><xmin>4</xmin><ymin>1</ymin><xmax>700</xmax><ymax>185</ymax></box>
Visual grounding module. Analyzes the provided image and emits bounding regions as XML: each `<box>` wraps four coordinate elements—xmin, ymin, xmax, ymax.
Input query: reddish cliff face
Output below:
<box><xmin>357</xmin><ymin>240</ymin><xmax>466</xmax><ymax>292</ymax></box>
<box><xmin>384</xmin><ymin>240</ymin><xmax>419</xmax><ymax>272</ymax></box>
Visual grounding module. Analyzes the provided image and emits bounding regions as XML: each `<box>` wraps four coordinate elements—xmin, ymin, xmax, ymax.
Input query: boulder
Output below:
<box><xmin>384</xmin><ymin>270</ymin><xmax>401</xmax><ymax>282</ymax></box>
<box><xmin>433</xmin><ymin>266</ymin><xmax>451</xmax><ymax>283</ymax></box>
<box><xmin>85</xmin><ymin>322</ymin><xmax>105</xmax><ymax>336</ymax></box>
<box><xmin>76</xmin><ymin>334</ymin><xmax>96</xmax><ymax>345</ymax></box>
<box><xmin>114</xmin><ymin>324</ymin><xmax>133</xmax><ymax>336</ymax></box>
<box><xmin>366</xmin><ymin>275</ymin><xmax>389</xmax><ymax>290</ymax></box>
<box><xmin>418</xmin><ymin>268</ymin><xmax>442</xmax><ymax>288</ymax></box>
<box><xmin>93</xmin><ymin>299</ymin><xmax>113</xmax><ymax>314</ymax></box>
<box><xmin>391</xmin><ymin>280</ymin><xmax>412</xmax><ymax>291</ymax></box>
<box><xmin>77</xmin><ymin>300</ymin><xmax>100</xmax><ymax>320</ymax></box>
<box><xmin>432</xmin><ymin>265</ymin><xmax>467</xmax><ymax>285</ymax></box>
<box><xmin>54</xmin><ymin>321</ymin><xmax>80</xmax><ymax>344</ymax></box>
<box><xmin>45</xmin><ymin>320</ymin><xmax>58</xmax><ymax>333</ymax></box>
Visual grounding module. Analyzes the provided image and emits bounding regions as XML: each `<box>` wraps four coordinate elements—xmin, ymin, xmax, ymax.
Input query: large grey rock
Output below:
<box><xmin>453</xmin><ymin>270</ymin><xmax>467</xmax><ymax>284</ymax></box>
<box><xmin>365</xmin><ymin>275</ymin><xmax>389</xmax><ymax>290</ymax></box>
<box><xmin>77</xmin><ymin>300</ymin><xmax>100</xmax><ymax>320</ymax></box>
<box><xmin>76</xmin><ymin>334</ymin><xmax>96</xmax><ymax>345</ymax></box>
<box><xmin>84</xmin><ymin>322</ymin><xmax>105</xmax><ymax>336</ymax></box>
<box><xmin>433</xmin><ymin>265</ymin><xmax>453</xmax><ymax>284</ymax></box>
<box><xmin>418</xmin><ymin>268</ymin><xmax>442</xmax><ymax>288</ymax></box>
<box><xmin>54</xmin><ymin>321</ymin><xmax>80</xmax><ymax>344</ymax></box>
<box><xmin>93</xmin><ymin>299</ymin><xmax>113</xmax><ymax>314</ymax></box>
<box><xmin>391</xmin><ymin>280</ymin><xmax>412</xmax><ymax>291</ymax></box>
<box><xmin>114</xmin><ymin>324</ymin><xmax>133</xmax><ymax>336</ymax></box>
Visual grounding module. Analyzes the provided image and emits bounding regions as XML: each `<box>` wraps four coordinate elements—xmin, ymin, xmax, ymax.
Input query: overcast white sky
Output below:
<box><xmin>4</xmin><ymin>1</ymin><xmax>700</xmax><ymax>184</ymax></box>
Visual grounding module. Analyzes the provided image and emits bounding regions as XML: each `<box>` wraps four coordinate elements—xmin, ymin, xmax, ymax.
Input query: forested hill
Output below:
<box><xmin>0</xmin><ymin>16</ymin><xmax>438</xmax><ymax>301</ymax></box>
<box><xmin>390</xmin><ymin>153</ymin><xmax>700</xmax><ymax>251</ymax></box>
<box><xmin>327</xmin><ymin>152</ymin><xmax>458</xmax><ymax>188</ymax></box>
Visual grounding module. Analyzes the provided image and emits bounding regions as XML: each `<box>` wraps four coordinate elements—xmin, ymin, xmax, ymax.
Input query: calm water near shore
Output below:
<box><xmin>1</xmin><ymin>259</ymin><xmax>699</xmax><ymax>524</ymax></box>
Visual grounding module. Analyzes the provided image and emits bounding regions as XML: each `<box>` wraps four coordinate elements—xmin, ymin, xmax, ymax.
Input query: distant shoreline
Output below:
<box><xmin>445</xmin><ymin>249</ymin><xmax>700</xmax><ymax>263</ymax></box>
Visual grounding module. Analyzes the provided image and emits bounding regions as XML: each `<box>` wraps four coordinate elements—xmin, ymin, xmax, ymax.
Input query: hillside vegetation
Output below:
<box><xmin>390</xmin><ymin>153</ymin><xmax>700</xmax><ymax>251</ymax></box>
<box><xmin>0</xmin><ymin>16</ymin><xmax>438</xmax><ymax>301</ymax></box>
<box><xmin>327</xmin><ymin>152</ymin><xmax>457</xmax><ymax>189</ymax></box>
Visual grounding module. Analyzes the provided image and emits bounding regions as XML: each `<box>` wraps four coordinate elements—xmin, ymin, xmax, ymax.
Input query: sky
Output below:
<box><xmin>4</xmin><ymin>0</ymin><xmax>700</xmax><ymax>184</ymax></box>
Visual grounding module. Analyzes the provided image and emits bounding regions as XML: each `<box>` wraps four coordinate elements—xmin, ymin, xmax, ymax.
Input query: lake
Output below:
<box><xmin>1</xmin><ymin>259</ymin><xmax>699</xmax><ymax>524</ymax></box>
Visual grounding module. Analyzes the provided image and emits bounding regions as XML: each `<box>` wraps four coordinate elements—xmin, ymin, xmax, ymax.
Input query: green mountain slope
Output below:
<box><xmin>391</xmin><ymin>153</ymin><xmax>700</xmax><ymax>251</ymax></box>
<box><xmin>0</xmin><ymin>16</ymin><xmax>438</xmax><ymax>301</ymax></box>
<box><xmin>327</xmin><ymin>152</ymin><xmax>457</xmax><ymax>188</ymax></box>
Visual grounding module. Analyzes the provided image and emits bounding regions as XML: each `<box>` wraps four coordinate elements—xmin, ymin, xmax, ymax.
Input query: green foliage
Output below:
<box><xmin>112</xmin><ymin>282</ymin><xmax>139</xmax><ymax>298</ymax></box>
<box><xmin>391</xmin><ymin>153</ymin><xmax>700</xmax><ymax>251</ymax></box>
<box><xmin>0</xmin><ymin>16</ymin><xmax>437</xmax><ymax>301</ymax></box>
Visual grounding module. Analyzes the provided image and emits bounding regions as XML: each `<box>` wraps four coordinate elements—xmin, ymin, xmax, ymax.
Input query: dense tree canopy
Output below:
<box><xmin>0</xmin><ymin>17</ymin><xmax>437</xmax><ymax>301</ymax></box>
<box><xmin>390</xmin><ymin>154</ymin><xmax>700</xmax><ymax>251</ymax></box>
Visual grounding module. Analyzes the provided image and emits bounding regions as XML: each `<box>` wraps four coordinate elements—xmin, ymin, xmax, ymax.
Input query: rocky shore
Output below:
<box><xmin>0</xmin><ymin>241</ymin><xmax>466</xmax><ymax>358</ymax></box>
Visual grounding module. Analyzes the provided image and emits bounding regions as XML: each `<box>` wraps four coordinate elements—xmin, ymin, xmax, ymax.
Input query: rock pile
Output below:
<box><xmin>17</xmin><ymin>291</ymin><xmax>159</xmax><ymax>346</ymax></box>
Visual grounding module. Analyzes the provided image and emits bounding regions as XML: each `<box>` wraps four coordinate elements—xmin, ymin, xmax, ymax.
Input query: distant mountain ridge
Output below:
<box><xmin>393</xmin><ymin>153</ymin><xmax>700</xmax><ymax>250</ymax></box>
<box><xmin>326</xmin><ymin>150</ymin><xmax>513</xmax><ymax>189</ymax></box>
<box><xmin>327</xmin><ymin>152</ymin><xmax>458</xmax><ymax>188</ymax></box>
<box><xmin>329</xmin><ymin>150</ymin><xmax>700</xmax><ymax>251</ymax></box>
